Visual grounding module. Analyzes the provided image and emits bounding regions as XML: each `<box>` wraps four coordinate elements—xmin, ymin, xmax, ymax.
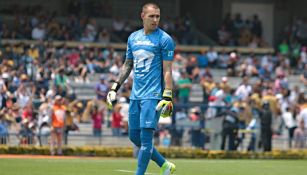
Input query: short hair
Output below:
<box><xmin>142</xmin><ymin>2</ymin><xmax>160</xmax><ymax>13</ymax></box>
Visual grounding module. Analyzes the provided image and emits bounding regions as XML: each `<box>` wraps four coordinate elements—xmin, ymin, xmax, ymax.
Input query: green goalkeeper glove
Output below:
<box><xmin>107</xmin><ymin>82</ymin><xmax>121</xmax><ymax>109</ymax></box>
<box><xmin>156</xmin><ymin>89</ymin><xmax>173</xmax><ymax>118</ymax></box>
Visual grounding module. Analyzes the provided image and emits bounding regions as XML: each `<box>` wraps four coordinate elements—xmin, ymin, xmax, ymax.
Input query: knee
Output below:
<box><xmin>140</xmin><ymin>129</ymin><xmax>154</xmax><ymax>148</ymax></box>
<box><xmin>129</xmin><ymin>131</ymin><xmax>141</xmax><ymax>147</ymax></box>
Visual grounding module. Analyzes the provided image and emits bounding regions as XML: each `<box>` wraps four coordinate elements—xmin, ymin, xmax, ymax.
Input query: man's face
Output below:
<box><xmin>141</xmin><ymin>6</ymin><xmax>160</xmax><ymax>31</ymax></box>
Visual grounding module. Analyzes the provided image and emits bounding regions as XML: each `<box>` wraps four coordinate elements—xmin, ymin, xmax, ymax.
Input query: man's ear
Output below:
<box><xmin>141</xmin><ymin>12</ymin><xmax>145</xmax><ymax>20</ymax></box>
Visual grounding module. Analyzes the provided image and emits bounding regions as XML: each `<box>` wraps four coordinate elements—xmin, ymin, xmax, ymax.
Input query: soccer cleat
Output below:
<box><xmin>160</xmin><ymin>161</ymin><xmax>176</xmax><ymax>175</ymax></box>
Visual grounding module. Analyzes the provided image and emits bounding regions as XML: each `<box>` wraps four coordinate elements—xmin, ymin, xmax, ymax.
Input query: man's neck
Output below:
<box><xmin>144</xmin><ymin>28</ymin><xmax>156</xmax><ymax>35</ymax></box>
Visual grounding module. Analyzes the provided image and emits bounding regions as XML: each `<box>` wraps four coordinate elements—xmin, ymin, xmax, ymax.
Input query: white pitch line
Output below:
<box><xmin>115</xmin><ymin>169</ymin><xmax>178</xmax><ymax>175</ymax></box>
<box><xmin>115</xmin><ymin>169</ymin><xmax>158</xmax><ymax>175</ymax></box>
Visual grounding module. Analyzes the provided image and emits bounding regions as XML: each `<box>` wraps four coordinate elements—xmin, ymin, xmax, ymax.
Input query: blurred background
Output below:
<box><xmin>0</xmin><ymin>0</ymin><xmax>306</xmax><ymax>152</ymax></box>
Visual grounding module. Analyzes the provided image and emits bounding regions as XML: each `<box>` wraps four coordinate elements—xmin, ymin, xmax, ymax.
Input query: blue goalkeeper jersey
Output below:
<box><xmin>126</xmin><ymin>28</ymin><xmax>175</xmax><ymax>100</ymax></box>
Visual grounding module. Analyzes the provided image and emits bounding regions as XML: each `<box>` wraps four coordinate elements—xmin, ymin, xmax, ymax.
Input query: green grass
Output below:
<box><xmin>1</xmin><ymin>158</ymin><xmax>307</xmax><ymax>175</ymax></box>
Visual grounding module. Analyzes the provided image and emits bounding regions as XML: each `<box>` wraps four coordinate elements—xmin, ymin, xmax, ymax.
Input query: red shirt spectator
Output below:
<box><xmin>112</xmin><ymin>112</ymin><xmax>122</xmax><ymax>128</ymax></box>
<box><xmin>22</xmin><ymin>105</ymin><xmax>33</xmax><ymax>121</ymax></box>
<box><xmin>67</xmin><ymin>51</ymin><xmax>80</xmax><ymax>67</ymax></box>
<box><xmin>92</xmin><ymin>111</ymin><xmax>103</xmax><ymax>129</ymax></box>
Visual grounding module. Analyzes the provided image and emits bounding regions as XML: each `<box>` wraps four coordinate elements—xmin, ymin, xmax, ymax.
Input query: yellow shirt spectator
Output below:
<box><xmin>262</xmin><ymin>94</ymin><xmax>280</xmax><ymax>115</ymax></box>
<box><xmin>28</xmin><ymin>47</ymin><xmax>39</xmax><ymax>60</ymax></box>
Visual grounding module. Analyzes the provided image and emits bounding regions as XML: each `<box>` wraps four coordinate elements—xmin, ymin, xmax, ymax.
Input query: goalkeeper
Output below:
<box><xmin>107</xmin><ymin>3</ymin><xmax>175</xmax><ymax>175</ymax></box>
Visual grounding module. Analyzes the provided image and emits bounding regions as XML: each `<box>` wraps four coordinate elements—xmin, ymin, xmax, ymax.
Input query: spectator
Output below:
<box><xmin>95</xmin><ymin>75</ymin><xmax>108</xmax><ymax>102</ymax></box>
<box><xmin>54</xmin><ymin>68</ymin><xmax>70</xmax><ymax>97</ymax></box>
<box><xmin>112</xmin><ymin>17</ymin><xmax>125</xmax><ymax>40</ymax></box>
<box><xmin>300</xmin><ymin>64</ymin><xmax>307</xmax><ymax>86</ymax></box>
<box><xmin>201</xmin><ymin>75</ymin><xmax>215</xmax><ymax>105</ymax></box>
<box><xmin>251</xmin><ymin>15</ymin><xmax>262</xmax><ymax>38</ymax></box>
<box><xmin>16</xmin><ymin>81</ymin><xmax>33</xmax><ymax>109</ymax></box>
<box><xmin>217</xmin><ymin>25</ymin><xmax>231</xmax><ymax>46</ymax></box>
<box><xmin>234</xmin><ymin>76</ymin><xmax>252</xmax><ymax>101</ymax></box>
<box><xmin>64</xmin><ymin>101</ymin><xmax>79</xmax><ymax>145</ymax></box>
<box><xmin>118</xmin><ymin>97</ymin><xmax>129</xmax><ymax>135</ymax></box>
<box><xmin>294</xmin><ymin>119</ymin><xmax>306</xmax><ymax>149</ymax></box>
<box><xmin>207</xmin><ymin>47</ymin><xmax>219</xmax><ymax>67</ymax></box>
<box><xmin>0</xmin><ymin>17</ymin><xmax>2</xmax><ymax>40</ymax></box>
<box><xmin>37</xmin><ymin>97</ymin><xmax>52</xmax><ymax>146</ymax></box>
<box><xmin>50</xmin><ymin>95</ymin><xmax>66</xmax><ymax>155</ymax></box>
<box><xmin>31</xmin><ymin>23</ymin><xmax>46</xmax><ymax>40</ymax></box>
<box><xmin>282</xmin><ymin>107</ymin><xmax>297</xmax><ymax>148</ymax></box>
<box><xmin>279</xmin><ymin>39</ymin><xmax>289</xmax><ymax>56</ymax></box>
<box><xmin>18</xmin><ymin>118</ymin><xmax>36</xmax><ymax>145</ymax></box>
<box><xmin>197</xmin><ymin>50</ymin><xmax>208</xmax><ymax>68</ymax></box>
<box><xmin>218</xmin><ymin>50</ymin><xmax>230</xmax><ymax>68</ymax></box>
<box><xmin>0</xmin><ymin>114</ymin><xmax>8</xmax><ymax>144</ymax></box>
<box><xmin>91</xmin><ymin>104</ymin><xmax>103</xmax><ymax>137</ymax></box>
<box><xmin>297</xmin><ymin>105</ymin><xmax>307</xmax><ymax>130</ymax></box>
<box><xmin>176</xmin><ymin>71</ymin><xmax>192</xmax><ymax>105</ymax></box>
<box><xmin>219</xmin><ymin>107</ymin><xmax>239</xmax><ymax>151</ymax></box>
<box><xmin>260</xmin><ymin>101</ymin><xmax>273</xmax><ymax>151</ymax></box>
<box><xmin>98</xmin><ymin>28</ymin><xmax>110</xmax><ymax>44</ymax></box>
<box><xmin>21</xmin><ymin>103</ymin><xmax>33</xmax><ymax>121</ymax></box>
<box><xmin>111</xmin><ymin>104</ymin><xmax>122</xmax><ymax>136</ymax></box>
<box><xmin>220</xmin><ymin>76</ymin><xmax>231</xmax><ymax>94</ymax></box>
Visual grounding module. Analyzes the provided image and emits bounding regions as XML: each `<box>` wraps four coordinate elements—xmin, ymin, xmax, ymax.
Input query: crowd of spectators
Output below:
<box><xmin>0</xmin><ymin>37</ymin><xmax>305</xmax><ymax>150</ymax></box>
<box><xmin>0</xmin><ymin>4</ymin><xmax>196</xmax><ymax>45</ymax></box>
<box><xmin>277</xmin><ymin>17</ymin><xmax>307</xmax><ymax>70</ymax></box>
<box><xmin>0</xmin><ymin>40</ymin><xmax>122</xmax><ymax>147</ymax></box>
<box><xmin>0</xmin><ymin>6</ymin><xmax>306</xmax><ymax>150</ymax></box>
<box><xmin>217</xmin><ymin>13</ymin><xmax>268</xmax><ymax>48</ymax></box>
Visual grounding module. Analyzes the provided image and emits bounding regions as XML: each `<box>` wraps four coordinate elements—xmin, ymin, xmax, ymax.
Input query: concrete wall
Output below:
<box><xmin>180</xmin><ymin>0</ymin><xmax>224</xmax><ymax>37</ymax></box>
<box><xmin>0</xmin><ymin>0</ymin><xmax>180</xmax><ymax>18</ymax></box>
<box><xmin>221</xmin><ymin>0</ymin><xmax>307</xmax><ymax>45</ymax></box>
<box><xmin>0</xmin><ymin>0</ymin><xmax>66</xmax><ymax>14</ymax></box>
<box><xmin>2</xmin><ymin>0</ymin><xmax>307</xmax><ymax>46</ymax></box>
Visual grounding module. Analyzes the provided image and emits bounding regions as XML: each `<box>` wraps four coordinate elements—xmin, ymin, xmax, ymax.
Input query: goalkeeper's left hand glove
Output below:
<box><xmin>156</xmin><ymin>89</ymin><xmax>173</xmax><ymax>118</ymax></box>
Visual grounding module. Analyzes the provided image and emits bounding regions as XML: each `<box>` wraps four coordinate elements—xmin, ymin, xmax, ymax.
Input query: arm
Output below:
<box><xmin>163</xmin><ymin>60</ymin><xmax>173</xmax><ymax>90</ymax></box>
<box><xmin>111</xmin><ymin>59</ymin><xmax>134</xmax><ymax>91</ymax></box>
<box><xmin>156</xmin><ymin>60</ymin><xmax>174</xmax><ymax>118</ymax></box>
<box><xmin>107</xmin><ymin>59</ymin><xmax>133</xmax><ymax>108</ymax></box>
<box><xmin>116</xmin><ymin>59</ymin><xmax>134</xmax><ymax>85</ymax></box>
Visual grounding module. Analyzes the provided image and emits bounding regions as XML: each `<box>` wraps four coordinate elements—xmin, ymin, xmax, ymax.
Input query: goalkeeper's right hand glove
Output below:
<box><xmin>156</xmin><ymin>89</ymin><xmax>173</xmax><ymax>118</ymax></box>
<box><xmin>107</xmin><ymin>82</ymin><xmax>121</xmax><ymax>109</ymax></box>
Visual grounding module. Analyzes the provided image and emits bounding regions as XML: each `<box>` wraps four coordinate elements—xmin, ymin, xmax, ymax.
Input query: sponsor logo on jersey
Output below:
<box><xmin>167</xmin><ymin>51</ymin><xmax>174</xmax><ymax>57</ymax></box>
<box><xmin>134</xmin><ymin>40</ymin><xmax>155</xmax><ymax>46</ymax></box>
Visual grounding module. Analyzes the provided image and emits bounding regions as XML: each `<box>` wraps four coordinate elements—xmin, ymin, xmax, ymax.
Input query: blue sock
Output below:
<box><xmin>136</xmin><ymin>128</ymin><xmax>153</xmax><ymax>175</ymax></box>
<box><xmin>129</xmin><ymin>129</ymin><xmax>165</xmax><ymax>167</ymax></box>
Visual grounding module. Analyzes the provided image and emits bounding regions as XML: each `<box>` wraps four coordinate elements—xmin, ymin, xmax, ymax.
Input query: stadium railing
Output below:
<box><xmin>1</xmin><ymin>39</ymin><xmax>274</xmax><ymax>54</ymax></box>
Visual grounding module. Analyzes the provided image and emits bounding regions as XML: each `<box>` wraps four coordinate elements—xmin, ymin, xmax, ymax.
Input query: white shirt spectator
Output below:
<box><xmin>98</xmin><ymin>29</ymin><xmax>110</xmax><ymax>44</ymax></box>
<box><xmin>109</xmin><ymin>64</ymin><xmax>120</xmax><ymax>75</ymax></box>
<box><xmin>235</xmin><ymin>84</ymin><xmax>252</xmax><ymax>100</ymax></box>
<box><xmin>112</xmin><ymin>18</ymin><xmax>124</xmax><ymax>32</ymax></box>
<box><xmin>297</xmin><ymin>108</ymin><xmax>307</xmax><ymax>128</ymax></box>
<box><xmin>119</xmin><ymin>98</ymin><xmax>129</xmax><ymax>123</ymax></box>
<box><xmin>207</xmin><ymin>49</ymin><xmax>218</xmax><ymax>63</ymax></box>
<box><xmin>17</xmin><ymin>92</ymin><xmax>30</xmax><ymax>108</ymax></box>
<box><xmin>282</xmin><ymin>111</ymin><xmax>296</xmax><ymax>129</ymax></box>
<box><xmin>31</xmin><ymin>16</ymin><xmax>39</xmax><ymax>28</ymax></box>
<box><xmin>86</xmin><ymin>22</ymin><xmax>97</xmax><ymax>40</ymax></box>
<box><xmin>32</xmin><ymin>26</ymin><xmax>45</xmax><ymax>40</ymax></box>
<box><xmin>214</xmin><ymin>89</ymin><xmax>226</xmax><ymax>107</ymax></box>
<box><xmin>300</xmin><ymin>50</ymin><xmax>307</xmax><ymax>64</ymax></box>
<box><xmin>218</xmin><ymin>53</ymin><xmax>229</xmax><ymax>68</ymax></box>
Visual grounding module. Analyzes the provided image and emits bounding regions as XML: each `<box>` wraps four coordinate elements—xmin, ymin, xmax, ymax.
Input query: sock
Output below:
<box><xmin>129</xmin><ymin>129</ymin><xmax>165</xmax><ymax>167</ymax></box>
<box><xmin>135</xmin><ymin>128</ymin><xmax>153</xmax><ymax>175</ymax></box>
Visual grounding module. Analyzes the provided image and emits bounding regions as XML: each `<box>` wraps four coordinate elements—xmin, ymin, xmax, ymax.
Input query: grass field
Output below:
<box><xmin>1</xmin><ymin>157</ymin><xmax>307</xmax><ymax>175</ymax></box>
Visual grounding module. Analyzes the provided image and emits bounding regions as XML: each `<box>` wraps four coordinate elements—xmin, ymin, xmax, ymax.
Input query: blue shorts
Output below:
<box><xmin>129</xmin><ymin>99</ymin><xmax>160</xmax><ymax>129</ymax></box>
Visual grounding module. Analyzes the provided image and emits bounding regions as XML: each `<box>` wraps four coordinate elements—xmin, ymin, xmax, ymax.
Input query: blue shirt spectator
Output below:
<box><xmin>197</xmin><ymin>51</ymin><xmax>208</xmax><ymax>68</ymax></box>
